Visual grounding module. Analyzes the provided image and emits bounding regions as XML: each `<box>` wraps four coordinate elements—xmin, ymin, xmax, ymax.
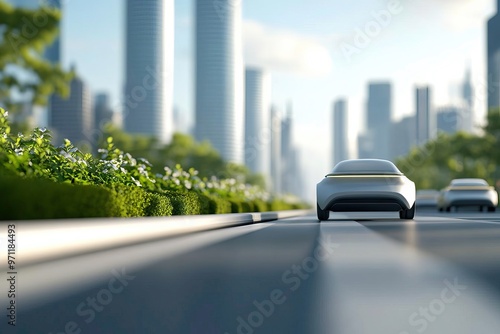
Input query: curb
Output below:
<box><xmin>2</xmin><ymin>210</ymin><xmax>310</xmax><ymax>268</ymax></box>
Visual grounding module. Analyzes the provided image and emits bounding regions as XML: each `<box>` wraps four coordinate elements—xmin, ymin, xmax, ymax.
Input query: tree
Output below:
<box><xmin>396</xmin><ymin>129</ymin><xmax>497</xmax><ymax>190</ymax></box>
<box><xmin>96</xmin><ymin>126</ymin><xmax>267</xmax><ymax>188</ymax></box>
<box><xmin>0</xmin><ymin>0</ymin><xmax>72</xmax><ymax>107</ymax></box>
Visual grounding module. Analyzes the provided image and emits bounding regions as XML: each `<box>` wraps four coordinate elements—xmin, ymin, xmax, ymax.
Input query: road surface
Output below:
<box><xmin>4</xmin><ymin>210</ymin><xmax>500</xmax><ymax>334</ymax></box>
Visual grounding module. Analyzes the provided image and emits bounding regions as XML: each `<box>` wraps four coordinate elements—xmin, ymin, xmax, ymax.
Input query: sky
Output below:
<box><xmin>18</xmin><ymin>0</ymin><xmax>499</xmax><ymax>202</ymax></box>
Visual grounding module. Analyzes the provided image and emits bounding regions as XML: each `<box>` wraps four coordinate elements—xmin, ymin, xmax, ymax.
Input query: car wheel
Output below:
<box><xmin>317</xmin><ymin>204</ymin><xmax>329</xmax><ymax>221</ymax></box>
<box><xmin>445</xmin><ymin>207</ymin><xmax>451</xmax><ymax>212</ymax></box>
<box><xmin>488</xmin><ymin>206</ymin><xmax>496</xmax><ymax>212</ymax></box>
<box><xmin>438</xmin><ymin>207</ymin><xmax>443</xmax><ymax>212</ymax></box>
<box><xmin>400</xmin><ymin>203</ymin><xmax>415</xmax><ymax>219</ymax></box>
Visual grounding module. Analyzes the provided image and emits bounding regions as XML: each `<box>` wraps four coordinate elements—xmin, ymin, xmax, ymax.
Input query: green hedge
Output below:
<box><xmin>0</xmin><ymin>176</ymin><xmax>307</xmax><ymax>220</ymax></box>
<box><xmin>0</xmin><ymin>176</ymin><xmax>174</xmax><ymax>220</ymax></box>
<box><xmin>0</xmin><ymin>176</ymin><xmax>118</xmax><ymax>219</ymax></box>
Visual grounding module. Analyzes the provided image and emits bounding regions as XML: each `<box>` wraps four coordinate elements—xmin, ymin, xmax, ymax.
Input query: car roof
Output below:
<box><xmin>329</xmin><ymin>159</ymin><xmax>402</xmax><ymax>175</ymax></box>
<box><xmin>450</xmin><ymin>178</ymin><xmax>488</xmax><ymax>186</ymax></box>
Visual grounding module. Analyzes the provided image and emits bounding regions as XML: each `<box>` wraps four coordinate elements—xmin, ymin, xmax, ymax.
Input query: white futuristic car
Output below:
<box><xmin>437</xmin><ymin>178</ymin><xmax>498</xmax><ymax>212</ymax></box>
<box><xmin>316</xmin><ymin>159</ymin><xmax>416</xmax><ymax>220</ymax></box>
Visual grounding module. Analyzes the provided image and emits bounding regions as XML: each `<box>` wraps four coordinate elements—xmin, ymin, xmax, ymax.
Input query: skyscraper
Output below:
<box><xmin>124</xmin><ymin>0</ymin><xmax>174</xmax><ymax>144</ymax></box>
<box><xmin>244</xmin><ymin>68</ymin><xmax>271</xmax><ymax>180</ymax></box>
<box><xmin>390</xmin><ymin>116</ymin><xmax>416</xmax><ymax>159</ymax></box>
<box><xmin>488</xmin><ymin>1</ymin><xmax>500</xmax><ymax>110</ymax></box>
<box><xmin>332</xmin><ymin>99</ymin><xmax>349</xmax><ymax>166</ymax></box>
<box><xmin>365</xmin><ymin>82</ymin><xmax>392</xmax><ymax>159</ymax></box>
<box><xmin>437</xmin><ymin>106</ymin><xmax>461</xmax><ymax>134</ymax></box>
<box><xmin>195</xmin><ymin>0</ymin><xmax>244</xmax><ymax>164</ymax></box>
<box><xmin>50</xmin><ymin>75</ymin><xmax>93</xmax><ymax>146</ymax></box>
<box><xmin>94</xmin><ymin>93</ymin><xmax>114</xmax><ymax>131</ymax></box>
<box><xmin>415</xmin><ymin>86</ymin><xmax>433</xmax><ymax>145</ymax></box>
<box><xmin>270</xmin><ymin>106</ymin><xmax>282</xmax><ymax>194</ymax></box>
<box><xmin>281</xmin><ymin>103</ymin><xmax>294</xmax><ymax>194</ymax></box>
<box><xmin>461</xmin><ymin>67</ymin><xmax>474</xmax><ymax>133</ymax></box>
<box><xmin>42</xmin><ymin>0</ymin><xmax>62</xmax><ymax>64</ymax></box>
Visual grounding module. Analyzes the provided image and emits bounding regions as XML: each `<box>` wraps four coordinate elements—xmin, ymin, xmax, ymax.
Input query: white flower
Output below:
<box><xmin>14</xmin><ymin>148</ymin><xmax>23</xmax><ymax>156</ymax></box>
<box><xmin>131</xmin><ymin>176</ymin><xmax>142</xmax><ymax>187</ymax></box>
<box><xmin>59</xmin><ymin>150</ymin><xmax>76</xmax><ymax>163</ymax></box>
<box><xmin>3</xmin><ymin>111</ymin><xmax>8</xmax><ymax>117</ymax></box>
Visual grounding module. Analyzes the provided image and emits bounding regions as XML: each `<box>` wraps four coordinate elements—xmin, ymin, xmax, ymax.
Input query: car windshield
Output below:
<box><xmin>329</xmin><ymin>159</ymin><xmax>402</xmax><ymax>175</ymax></box>
<box><xmin>450</xmin><ymin>179</ymin><xmax>489</xmax><ymax>187</ymax></box>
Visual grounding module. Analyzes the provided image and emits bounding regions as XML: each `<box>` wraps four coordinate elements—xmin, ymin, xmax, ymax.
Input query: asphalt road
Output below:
<box><xmin>5</xmin><ymin>209</ymin><xmax>500</xmax><ymax>334</ymax></box>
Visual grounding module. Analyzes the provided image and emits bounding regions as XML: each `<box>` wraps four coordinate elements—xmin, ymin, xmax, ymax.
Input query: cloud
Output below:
<box><xmin>404</xmin><ymin>0</ymin><xmax>493</xmax><ymax>30</ymax></box>
<box><xmin>243</xmin><ymin>20</ymin><xmax>333</xmax><ymax>77</ymax></box>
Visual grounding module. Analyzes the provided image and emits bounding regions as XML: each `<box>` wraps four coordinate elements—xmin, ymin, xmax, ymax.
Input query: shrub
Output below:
<box><xmin>166</xmin><ymin>191</ymin><xmax>201</xmax><ymax>215</ymax></box>
<box><xmin>145</xmin><ymin>193</ymin><xmax>173</xmax><ymax>217</ymax></box>
<box><xmin>208</xmin><ymin>195</ymin><xmax>232</xmax><ymax>214</ymax></box>
<box><xmin>0</xmin><ymin>176</ymin><xmax>122</xmax><ymax>220</ymax></box>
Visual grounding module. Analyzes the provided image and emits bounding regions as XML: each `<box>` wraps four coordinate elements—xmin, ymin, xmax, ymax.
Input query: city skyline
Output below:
<box><xmin>5</xmin><ymin>0</ymin><xmax>498</xmax><ymax>202</ymax></box>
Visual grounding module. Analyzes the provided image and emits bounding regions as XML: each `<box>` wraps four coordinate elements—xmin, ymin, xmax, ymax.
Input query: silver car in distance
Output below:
<box><xmin>316</xmin><ymin>159</ymin><xmax>416</xmax><ymax>221</ymax></box>
<box><xmin>437</xmin><ymin>178</ymin><xmax>498</xmax><ymax>212</ymax></box>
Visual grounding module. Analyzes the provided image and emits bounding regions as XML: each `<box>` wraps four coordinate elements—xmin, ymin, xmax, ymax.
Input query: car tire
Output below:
<box><xmin>400</xmin><ymin>203</ymin><xmax>415</xmax><ymax>219</ymax></box>
<box><xmin>445</xmin><ymin>207</ymin><xmax>451</xmax><ymax>212</ymax></box>
<box><xmin>488</xmin><ymin>206</ymin><xmax>496</xmax><ymax>212</ymax></box>
<box><xmin>317</xmin><ymin>204</ymin><xmax>329</xmax><ymax>221</ymax></box>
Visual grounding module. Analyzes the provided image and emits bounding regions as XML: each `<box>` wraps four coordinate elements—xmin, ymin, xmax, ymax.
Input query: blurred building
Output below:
<box><xmin>461</xmin><ymin>67</ymin><xmax>474</xmax><ymax>133</ymax></box>
<box><xmin>332</xmin><ymin>98</ymin><xmax>349</xmax><ymax>166</ymax></box>
<box><xmin>488</xmin><ymin>1</ymin><xmax>500</xmax><ymax>110</ymax></box>
<box><xmin>415</xmin><ymin>86</ymin><xmax>434</xmax><ymax>145</ymax></box>
<box><xmin>357</xmin><ymin>133</ymin><xmax>372</xmax><ymax>159</ymax></box>
<box><xmin>364</xmin><ymin>82</ymin><xmax>392</xmax><ymax>159</ymax></box>
<box><xmin>437</xmin><ymin>106</ymin><xmax>461</xmax><ymax>134</ymax></box>
<box><xmin>50</xmin><ymin>75</ymin><xmax>93</xmax><ymax>146</ymax></box>
<box><xmin>93</xmin><ymin>93</ymin><xmax>117</xmax><ymax>131</ymax></box>
<box><xmin>244</xmin><ymin>68</ymin><xmax>271</xmax><ymax>181</ymax></box>
<box><xmin>124</xmin><ymin>0</ymin><xmax>174</xmax><ymax>144</ymax></box>
<box><xmin>195</xmin><ymin>0</ymin><xmax>244</xmax><ymax>164</ymax></box>
<box><xmin>390</xmin><ymin>116</ymin><xmax>416</xmax><ymax>159</ymax></box>
<box><xmin>173</xmin><ymin>106</ymin><xmax>190</xmax><ymax>135</ymax></box>
<box><xmin>281</xmin><ymin>103</ymin><xmax>293</xmax><ymax>193</ymax></box>
<box><xmin>270</xmin><ymin>106</ymin><xmax>282</xmax><ymax>194</ymax></box>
